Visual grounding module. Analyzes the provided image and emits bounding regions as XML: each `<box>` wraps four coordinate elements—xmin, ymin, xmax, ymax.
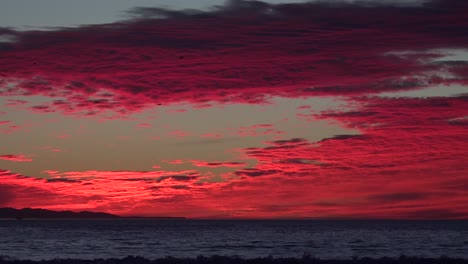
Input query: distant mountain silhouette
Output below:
<box><xmin>0</xmin><ymin>208</ymin><xmax>120</xmax><ymax>219</ymax></box>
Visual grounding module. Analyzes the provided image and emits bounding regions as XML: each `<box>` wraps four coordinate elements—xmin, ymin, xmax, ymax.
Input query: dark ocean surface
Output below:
<box><xmin>0</xmin><ymin>220</ymin><xmax>467</xmax><ymax>260</ymax></box>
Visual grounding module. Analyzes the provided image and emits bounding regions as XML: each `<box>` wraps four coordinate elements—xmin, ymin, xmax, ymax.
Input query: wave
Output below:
<box><xmin>1</xmin><ymin>255</ymin><xmax>468</xmax><ymax>264</ymax></box>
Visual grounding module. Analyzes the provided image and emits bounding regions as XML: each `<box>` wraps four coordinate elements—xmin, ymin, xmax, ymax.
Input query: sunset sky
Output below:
<box><xmin>0</xmin><ymin>0</ymin><xmax>467</xmax><ymax>219</ymax></box>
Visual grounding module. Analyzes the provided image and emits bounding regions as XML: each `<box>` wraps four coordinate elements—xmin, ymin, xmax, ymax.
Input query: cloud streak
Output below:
<box><xmin>0</xmin><ymin>155</ymin><xmax>33</xmax><ymax>162</ymax></box>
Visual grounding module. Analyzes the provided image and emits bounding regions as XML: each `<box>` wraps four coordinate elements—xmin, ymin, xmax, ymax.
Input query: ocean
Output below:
<box><xmin>0</xmin><ymin>220</ymin><xmax>467</xmax><ymax>260</ymax></box>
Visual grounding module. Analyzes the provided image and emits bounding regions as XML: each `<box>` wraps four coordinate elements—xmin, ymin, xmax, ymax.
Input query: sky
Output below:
<box><xmin>0</xmin><ymin>0</ymin><xmax>467</xmax><ymax>219</ymax></box>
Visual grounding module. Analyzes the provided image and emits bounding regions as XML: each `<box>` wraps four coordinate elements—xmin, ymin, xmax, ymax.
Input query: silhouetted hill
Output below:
<box><xmin>0</xmin><ymin>208</ymin><xmax>120</xmax><ymax>219</ymax></box>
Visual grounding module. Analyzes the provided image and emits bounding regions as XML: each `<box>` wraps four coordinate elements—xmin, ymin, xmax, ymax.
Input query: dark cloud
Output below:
<box><xmin>45</xmin><ymin>178</ymin><xmax>81</xmax><ymax>183</ymax></box>
<box><xmin>235</xmin><ymin>168</ymin><xmax>281</xmax><ymax>177</ymax></box>
<box><xmin>170</xmin><ymin>185</ymin><xmax>189</xmax><ymax>190</ymax></box>
<box><xmin>268</xmin><ymin>138</ymin><xmax>308</xmax><ymax>146</ymax></box>
<box><xmin>279</xmin><ymin>158</ymin><xmax>320</xmax><ymax>165</ymax></box>
<box><xmin>312</xmin><ymin>200</ymin><xmax>348</xmax><ymax>207</ymax></box>
<box><xmin>441</xmin><ymin>178</ymin><xmax>468</xmax><ymax>190</ymax></box>
<box><xmin>127</xmin><ymin>7</ymin><xmax>207</xmax><ymax>20</ymax></box>
<box><xmin>318</xmin><ymin>134</ymin><xmax>366</xmax><ymax>143</ymax></box>
<box><xmin>401</xmin><ymin>208</ymin><xmax>467</xmax><ymax>219</ymax></box>
<box><xmin>156</xmin><ymin>175</ymin><xmax>198</xmax><ymax>183</ymax></box>
<box><xmin>368</xmin><ymin>192</ymin><xmax>429</xmax><ymax>203</ymax></box>
<box><xmin>191</xmin><ymin>160</ymin><xmax>246</xmax><ymax>168</ymax></box>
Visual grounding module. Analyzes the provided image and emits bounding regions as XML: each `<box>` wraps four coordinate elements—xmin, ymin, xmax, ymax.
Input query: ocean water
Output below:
<box><xmin>0</xmin><ymin>220</ymin><xmax>467</xmax><ymax>260</ymax></box>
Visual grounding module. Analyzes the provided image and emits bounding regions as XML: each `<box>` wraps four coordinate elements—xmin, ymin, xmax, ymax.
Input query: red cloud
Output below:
<box><xmin>0</xmin><ymin>0</ymin><xmax>467</xmax><ymax>219</ymax></box>
<box><xmin>0</xmin><ymin>1</ymin><xmax>467</xmax><ymax>117</ymax></box>
<box><xmin>223</xmin><ymin>95</ymin><xmax>468</xmax><ymax>218</ymax></box>
<box><xmin>0</xmin><ymin>154</ymin><xmax>33</xmax><ymax>162</ymax></box>
<box><xmin>164</xmin><ymin>160</ymin><xmax>184</xmax><ymax>165</ymax></box>
<box><xmin>136</xmin><ymin>123</ymin><xmax>152</xmax><ymax>128</ymax></box>
<box><xmin>0</xmin><ymin>168</ymin><xmax>217</xmax><ymax>216</ymax></box>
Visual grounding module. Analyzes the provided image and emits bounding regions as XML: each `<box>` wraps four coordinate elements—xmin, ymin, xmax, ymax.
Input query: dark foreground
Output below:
<box><xmin>1</xmin><ymin>256</ymin><xmax>468</xmax><ymax>264</ymax></box>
